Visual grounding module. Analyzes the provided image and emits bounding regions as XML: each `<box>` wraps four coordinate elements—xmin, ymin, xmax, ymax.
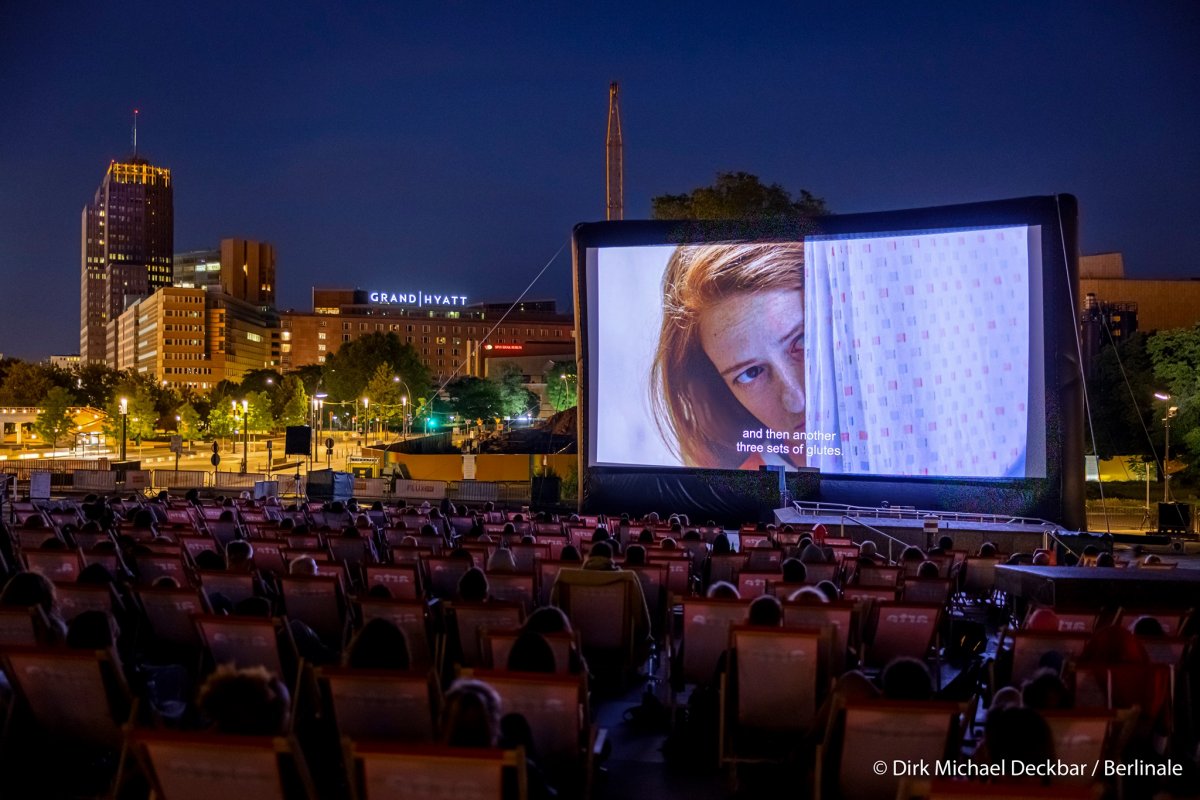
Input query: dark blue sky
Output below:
<box><xmin>1</xmin><ymin>1</ymin><xmax>1197</xmax><ymax>360</ymax></box>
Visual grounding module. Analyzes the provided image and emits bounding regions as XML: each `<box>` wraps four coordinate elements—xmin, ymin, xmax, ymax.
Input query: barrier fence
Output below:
<box><xmin>2</xmin><ymin>467</ymin><xmax>538</xmax><ymax>506</ymax></box>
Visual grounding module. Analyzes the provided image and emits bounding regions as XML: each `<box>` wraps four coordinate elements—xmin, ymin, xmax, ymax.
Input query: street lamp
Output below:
<box><xmin>118</xmin><ymin>397</ymin><xmax>128</xmax><ymax>461</ymax></box>
<box><xmin>233</xmin><ymin>399</ymin><xmax>249</xmax><ymax>473</ymax></box>
<box><xmin>1155</xmin><ymin>392</ymin><xmax>1178</xmax><ymax>503</ymax></box>
<box><xmin>362</xmin><ymin>397</ymin><xmax>370</xmax><ymax>440</ymax></box>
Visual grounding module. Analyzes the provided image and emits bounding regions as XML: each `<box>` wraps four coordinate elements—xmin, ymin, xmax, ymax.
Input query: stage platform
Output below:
<box><xmin>774</xmin><ymin>501</ymin><xmax>1073</xmax><ymax>557</ymax></box>
<box><xmin>994</xmin><ymin>564</ymin><xmax>1200</xmax><ymax>608</ymax></box>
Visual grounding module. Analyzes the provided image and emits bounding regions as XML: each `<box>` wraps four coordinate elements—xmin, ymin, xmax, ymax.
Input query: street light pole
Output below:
<box><xmin>362</xmin><ymin>397</ymin><xmax>370</xmax><ymax>441</ymax></box>
<box><xmin>119</xmin><ymin>397</ymin><xmax>128</xmax><ymax>462</ymax></box>
<box><xmin>1154</xmin><ymin>392</ymin><xmax>1175</xmax><ymax>503</ymax></box>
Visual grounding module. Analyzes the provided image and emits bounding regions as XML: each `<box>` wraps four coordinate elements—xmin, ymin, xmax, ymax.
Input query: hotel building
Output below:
<box><xmin>280</xmin><ymin>289</ymin><xmax>575</xmax><ymax>382</ymax></box>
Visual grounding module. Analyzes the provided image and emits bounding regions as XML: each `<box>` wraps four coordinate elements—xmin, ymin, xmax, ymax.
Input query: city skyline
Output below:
<box><xmin>2</xmin><ymin>1</ymin><xmax>1198</xmax><ymax>360</ymax></box>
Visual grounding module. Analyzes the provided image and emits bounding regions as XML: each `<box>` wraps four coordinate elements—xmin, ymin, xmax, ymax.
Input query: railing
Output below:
<box><xmin>794</xmin><ymin>500</ymin><xmax>1050</xmax><ymax>528</ymax></box>
<box><xmin>838</xmin><ymin>515</ymin><xmax>912</xmax><ymax>565</ymax></box>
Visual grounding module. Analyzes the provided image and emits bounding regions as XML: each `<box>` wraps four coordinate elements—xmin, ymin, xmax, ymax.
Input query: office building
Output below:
<box><xmin>1080</xmin><ymin>253</ymin><xmax>1200</xmax><ymax>332</ymax></box>
<box><xmin>172</xmin><ymin>248</ymin><xmax>222</xmax><ymax>290</ymax></box>
<box><xmin>80</xmin><ymin>158</ymin><xmax>173</xmax><ymax>364</ymax></box>
<box><xmin>174</xmin><ymin>239</ymin><xmax>276</xmax><ymax>308</ymax></box>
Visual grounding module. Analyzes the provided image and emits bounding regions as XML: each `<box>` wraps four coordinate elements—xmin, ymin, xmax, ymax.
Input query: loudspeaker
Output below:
<box><xmin>285</xmin><ymin>426</ymin><xmax>312</xmax><ymax>456</ymax></box>
<box><xmin>1158</xmin><ymin>502</ymin><xmax>1191</xmax><ymax>535</ymax></box>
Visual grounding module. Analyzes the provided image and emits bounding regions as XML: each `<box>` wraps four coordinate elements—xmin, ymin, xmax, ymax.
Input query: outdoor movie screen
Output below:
<box><xmin>583</xmin><ymin>224</ymin><xmax>1047</xmax><ymax>480</ymax></box>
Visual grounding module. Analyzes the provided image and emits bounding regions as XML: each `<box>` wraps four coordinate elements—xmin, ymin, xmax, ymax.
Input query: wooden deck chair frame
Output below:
<box><xmin>317</xmin><ymin>667</ymin><xmax>440</xmax><ymax>743</ymax></box>
<box><xmin>280</xmin><ymin>574</ymin><xmax>349</xmax><ymax>649</ymax></box>
<box><xmin>193</xmin><ymin>613</ymin><xmax>301</xmax><ymax>689</ymax></box>
<box><xmin>678</xmin><ymin>597</ymin><xmax>751</xmax><ymax>686</ymax></box>
<box><xmin>356</xmin><ymin>598</ymin><xmax>435</xmax><ymax>671</ymax></box>
<box><xmin>364</xmin><ymin>563</ymin><xmax>424</xmax><ymax>600</ymax></box>
<box><xmin>346</xmin><ymin>740</ymin><xmax>524</xmax><ymax>800</ymax></box>
<box><xmin>443</xmin><ymin>601</ymin><xmax>524</xmax><ymax>670</ymax></box>
<box><xmin>129</xmin><ymin>729</ymin><xmax>317</xmax><ymax>800</ymax></box>
<box><xmin>783</xmin><ymin>599</ymin><xmax>860</xmax><ymax>675</ymax></box>
<box><xmin>136</xmin><ymin>586</ymin><xmax>212</xmax><ymax>652</ymax></box>
<box><xmin>719</xmin><ymin>625</ymin><xmax>831</xmax><ymax>773</ymax></box>
<box><xmin>863</xmin><ymin>602</ymin><xmax>943</xmax><ymax>684</ymax></box>
<box><xmin>815</xmin><ymin>700</ymin><xmax>962</xmax><ymax>800</ymax></box>
<box><xmin>484</xmin><ymin>572</ymin><xmax>537</xmax><ymax>613</ymax></box>
<box><xmin>998</xmin><ymin>628</ymin><xmax>1091</xmax><ymax>687</ymax></box>
<box><xmin>551</xmin><ymin>569</ymin><xmax>646</xmax><ymax>683</ymax></box>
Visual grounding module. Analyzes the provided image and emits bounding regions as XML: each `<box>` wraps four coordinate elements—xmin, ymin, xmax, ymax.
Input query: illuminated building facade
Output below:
<box><xmin>80</xmin><ymin>159</ymin><xmax>174</xmax><ymax>364</ymax></box>
<box><xmin>112</xmin><ymin>286</ymin><xmax>279</xmax><ymax>390</ymax></box>
<box><xmin>174</xmin><ymin>239</ymin><xmax>276</xmax><ymax>308</ymax></box>
<box><xmin>280</xmin><ymin>289</ymin><xmax>574</xmax><ymax>382</ymax></box>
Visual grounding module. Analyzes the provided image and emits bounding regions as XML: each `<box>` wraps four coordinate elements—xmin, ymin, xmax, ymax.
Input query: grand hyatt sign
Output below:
<box><xmin>368</xmin><ymin>291</ymin><xmax>469</xmax><ymax>307</ymax></box>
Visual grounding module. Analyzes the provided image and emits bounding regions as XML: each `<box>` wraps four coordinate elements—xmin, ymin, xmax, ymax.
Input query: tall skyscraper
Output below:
<box><xmin>80</xmin><ymin>158</ymin><xmax>174</xmax><ymax>364</ymax></box>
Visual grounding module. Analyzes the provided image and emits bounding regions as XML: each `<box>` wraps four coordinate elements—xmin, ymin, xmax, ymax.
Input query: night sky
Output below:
<box><xmin>1</xmin><ymin>1</ymin><xmax>1197</xmax><ymax>361</ymax></box>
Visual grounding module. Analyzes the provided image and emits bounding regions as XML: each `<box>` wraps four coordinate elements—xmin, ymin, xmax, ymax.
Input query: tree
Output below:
<box><xmin>245</xmin><ymin>391</ymin><xmax>275</xmax><ymax>434</ymax></box>
<box><xmin>497</xmin><ymin>366</ymin><xmax>540</xmax><ymax>419</ymax></box>
<box><xmin>33</xmin><ymin>386</ymin><xmax>75</xmax><ymax>449</ymax></box>
<box><xmin>0</xmin><ymin>361</ymin><xmax>56</xmax><ymax>406</ymax></box>
<box><xmin>72</xmin><ymin>363</ymin><xmax>122</xmax><ymax>408</ymax></box>
<box><xmin>322</xmin><ymin>332</ymin><xmax>430</xmax><ymax>404</ymax></box>
<box><xmin>102</xmin><ymin>384</ymin><xmax>157</xmax><ymax>445</ymax></box>
<box><xmin>445</xmin><ymin>376</ymin><xmax>505</xmax><ymax>422</ymax></box>
<box><xmin>277</xmin><ymin>376</ymin><xmax>309</xmax><ymax>428</ymax></box>
<box><xmin>177</xmin><ymin>402</ymin><xmax>203</xmax><ymax>441</ymax></box>
<box><xmin>207</xmin><ymin>403</ymin><xmax>237</xmax><ymax>440</ymax></box>
<box><xmin>240</xmin><ymin>369</ymin><xmax>283</xmax><ymax>396</ymax></box>
<box><xmin>546</xmin><ymin>360</ymin><xmax>578</xmax><ymax>413</ymax></box>
<box><xmin>363</xmin><ymin>363</ymin><xmax>409</xmax><ymax>430</ymax></box>
<box><xmin>1085</xmin><ymin>332</ymin><xmax>1157</xmax><ymax>459</ymax></box>
<box><xmin>1147</xmin><ymin>326</ymin><xmax>1200</xmax><ymax>476</ymax></box>
<box><xmin>293</xmin><ymin>364</ymin><xmax>325</xmax><ymax>395</ymax></box>
<box><xmin>651</xmin><ymin>171</ymin><xmax>829</xmax><ymax>221</ymax></box>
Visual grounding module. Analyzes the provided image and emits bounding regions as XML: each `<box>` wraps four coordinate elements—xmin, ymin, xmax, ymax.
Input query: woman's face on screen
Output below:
<box><xmin>699</xmin><ymin>288</ymin><xmax>805</xmax><ymax>442</ymax></box>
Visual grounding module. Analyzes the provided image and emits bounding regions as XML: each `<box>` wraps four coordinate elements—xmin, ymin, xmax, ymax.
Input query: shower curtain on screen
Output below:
<box><xmin>804</xmin><ymin>227</ymin><xmax>1031</xmax><ymax>478</ymax></box>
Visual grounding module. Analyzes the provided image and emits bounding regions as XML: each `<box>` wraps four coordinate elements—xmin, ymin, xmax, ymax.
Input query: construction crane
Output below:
<box><xmin>606</xmin><ymin>82</ymin><xmax>623</xmax><ymax>221</ymax></box>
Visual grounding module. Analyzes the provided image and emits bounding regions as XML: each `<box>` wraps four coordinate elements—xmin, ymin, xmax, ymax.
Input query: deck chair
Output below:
<box><xmin>444</xmin><ymin>602</ymin><xmax>524</xmax><ymax>668</ymax></box>
<box><xmin>0</xmin><ymin>646</ymin><xmax>134</xmax><ymax>750</ymax></box>
<box><xmin>1021</xmin><ymin>606</ymin><xmax>1098</xmax><ymax>633</ymax></box>
<box><xmin>0</xmin><ymin>606</ymin><xmax>46</xmax><ymax>646</ymax></box>
<box><xmin>280</xmin><ymin>574</ymin><xmax>348</xmax><ymax>648</ymax></box>
<box><xmin>194</xmin><ymin>614</ymin><xmax>295</xmax><ymax>680</ymax></box>
<box><xmin>864</xmin><ymin>602</ymin><xmax>942</xmax><ymax>673</ymax></box>
<box><xmin>1001</xmin><ymin>629</ymin><xmax>1091</xmax><ymax>686</ymax></box>
<box><xmin>551</xmin><ymin>568</ymin><xmax>651</xmax><ymax>682</ymax></box>
<box><xmin>818</xmin><ymin>700</ymin><xmax>961</xmax><ymax>800</ymax></box>
<box><xmin>136</xmin><ymin>554</ymin><xmax>191</xmax><ymax>587</ymax></box>
<box><xmin>783</xmin><ymin>600</ymin><xmax>858</xmax><ymax>674</ymax></box>
<box><xmin>458</xmin><ymin>668</ymin><xmax>592</xmax><ymax>783</ymax></box>
<box><xmin>901</xmin><ymin>577</ymin><xmax>951</xmax><ymax>605</ymax></box>
<box><xmin>624</xmin><ymin>563</ymin><xmax>669</xmax><ymax>639</ymax></box>
<box><xmin>485</xmin><ymin>572</ymin><xmax>537</xmax><ymax>612</ymax></box>
<box><xmin>536</xmin><ymin>560</ymin><xmax>571</xmax><ymax>606</ymax></box>
<box><xmin>802</xmin><ymin>561</ymin><xmax>840</xmax><ymax>586</ymax></box>
<box><xmin>842</xmin><ymin>586</ymin><xmax>897</xmax><ymax>605</ymax></box>
<box><xmin>130</xmin><ymin>729</ymin><xmax>316</xmax><ymax>800</ymax></box>
<box><xmin>365</xmin><ymin>564</ymin><xmax>423</xmax><ymax>600</ymax></box>
<box><xmin>735</xmin><ymin>571</ymin><xmax>777</xmax><ymax>599</ymax></box>
<box><xmin>1042</xmin><ymin>709</ymin><xmax>1113</xmax><ymax>779</ymax></box>
<box><xmin>857</xmin><ymin>565</ymin><xmax>901</xmax><ymax>588</ymax></box>
<box><xmin>317</xmin><ymin>667</ymin><xmax>439</xmax><ymax>742</ymax></box>
<box><xmin>424</xmin><ymin>556</ymin><xmax>471</xmax><ymax>600</ymax></box>
<box><xmin>55</xmin><ymin>581</ymin><xmax>119</xmax><ymax>623</ymax></box>
<box><xmin>252</xmin><ymin>541</ymin><xmax>289</xmax><ymax>576</ymax></box>
<box><xmin>958</xmin><ymin>556</ymin><xmax>1002</xmax><ymax>600</ymax></box>
<box><xmin>346</xmin><ymin>741</ymin><xmax>524</xmax><ymax>800</ymax></box>
<box><xmin>357</xmin><ymin>598</ymin><xmax>434</xmax><ymax>671</ymax></box>
<box><xmin>137</xmin><ymin>586</ymin><xmax>210</xmax><ymax>650</ymax></box>
<box><xmin>649</xmin><ymin>552</ymin><xmax>692</xmax><ymax>599</ymax></box>
<box><xmin>706</xmin><ymin>553</ymin><xmax>746</xmax><ymax>587</ymax></box>
<box><xmin>482</xmin><ymin>628</ymin><xmax>578</xmax><ymax>674</ymax></box>
<box><xmin>1115</xmin><ymin>607</ymin><xmax>1191</xmax><ymax>636</ymax></box>
<box><xmin>510</xmin><ymin>542</ymin><xmax>551</xmax><ymax>573</ymax></box>
<box><xmin>22</xmin><ymin>548</ymin><xmax>83</xmax><ymax>582</ymax></box>
<box><xmin>679</xmin><ymin>598</ymin><xmax>751</xmax><ymax>685</ymax></box>
<box><xmin>719</xmin><ymin>626</ymin><xmax>830</xmax><ymax>769</ymax></box>
<box><xmin>198</xmin><ymin>570</ymin><xmax>257</xmax><ymax>607</ymax></box>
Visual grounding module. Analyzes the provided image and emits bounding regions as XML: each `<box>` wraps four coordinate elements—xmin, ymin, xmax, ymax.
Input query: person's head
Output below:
<box><xmin>585</xmin><ymin>541</ymin><xmax>614</xmax><ymax>567</ymax></box>
<box><xmin>198</xmin><ymin>665</ymin><xmax>291</xmax><ymax>735</ymax></box>
<box><xmin>879</xmin><ymin>657</ymin><xmax>934</xmax><ymax>701</ymax></box>
<box><xmin>194</xmin><ymin>550</ymin><xmax>225</xmax><ymax>571</ymax></box>
<box><xmin>815</xmin><ymin>580</ymin><xmax>839</xmax><ymax>602</ymax></box>
<box><xmin>859</xmin><ymin>540</ymin><xmax>878</xmax><ymax>559</ymax></box>
<box><xmin>781</xmin><ymin>557</ymin><xmax>807</xmax><ymax>584</ymax></box>
<box><xmin>225</xmin><ymin>540</ymin><xmax>255</xmax><ymax>572</ymax></box>
<box><xmin>900</xmin><ymin>546</ymin><xmax>925</xmax><ymax>562</ymax></box>
<box><xmin>440</xmin><ymin>678</ymin><xmax>501</xmax><ymax>747</ymax></box>
<box><xmin>505</xmin><ymin>630</ymin><xmax>557</xmax><ymax>673</ymax></box>
<box><xmin>916</xmin><ymin>560</ymin><xmax>940</xmax><ymax>579</ymax></box>
<box><xmin>1095</xmin><ymin>552</ymin><xmax>1115</xmax><ymax>568</ymax></box>
<box><xmin>66</xmin><ymin>610</ymin><xmax>119</xmax><ymax>650</ymax></box>
<box><xmin>1131</xmin><ymin>615</ymin><xmax>1166</xmax><ymax>637</ymax></box>
<box><xmin>712</xmin><ymin>532</ymin><xmax>732</xmax><ymax>555</ymax></box>
<box><xmin>345</xmin><ymin>618</ymin><xmax>411</xmax><ymax>670</ymax></box>
<box><xmin>288</xmin><ymin>556</ymin><xmax>319</xmax><ymax>576</ymax></box>
<box><xmin>706</xmin><ymin>581</ymin><xmax>740</xmax><ymax>600</ymax></box>
<box><xmin>1022</xmin><ymin>667</ymin><xmax>1072</xmax><ymax>711</ymax></box>
<box><xmin>983</xmin><ymin>706</ymin><xmax>1055</xmax><ymax>766</ymax></box>
<box><xmin>978</xmin><ymin>541</ymin><xmax>998</xmax><ymax>558</ymax></box>
<box><xmin>787</xmin><ymin>586</ymin><xmax>828</xmax><ymax>605</ymax></box>
<box><xmin>486</xmin><ymin>548</ymin><xmax>517</xmax><ymax>573</ymax></box>
<box><xmin>458</xmin><ymin>567</ymin><xmax>489</xmax><ymax>602</ymax></box>
<box><xmin>937</xmin><ymin>535</ymin><xmax>954</xmax><ymax>552</ymax></box>
<box><xmin>1</xmin><ymin>572</ymin><xmax>58</xmax><ymax>615</ymax></box>
<box><xmin>651</xmin><ymin>243</ymin><xmax>805</xmax><ymax>468</ymax></box>
<box><xmin>637</xmin><ymin>528</ymin><xmax>655</xmax><ymax>545</ymax></box>
<box><xmin>748</xmin><ymin>595</ymin><xmax>783</xmax><ymax>627</ymax></box>
<box><xmin>559</xmin><ymin>544</ymin><xmax>581</xmax><ymax>563</ymax></box>
<box><xmin>624</xmin><ymin>544</ymin><xmax>647</xmax><ymax>566</ymax></box>
<box><xmin>1031</xmin><ymin>551</ymin><xmax>1051</xmax><ymax>566</ymax></box>
<box><xmin>524</xmin><ymin>605</ymin><xmax>572</xmax><ymax>635</ymax></box>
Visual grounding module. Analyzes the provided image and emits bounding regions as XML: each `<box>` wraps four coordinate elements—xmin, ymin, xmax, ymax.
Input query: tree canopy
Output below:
<box><xmin>546</xmin><ymin>360</ymin><xmax>578</xmax><ymax>413</ymax></box>
<box><xmin>322</xmin><ymin>332</ymin><xmax>430</xmax><ymax>404</ymax></box>
<box><xmin>33</xmin><ymin>386</ymin><xmax>75</xmax><ymax>448</ymax></box>
<box><xmin>651</xmin><ymin>171</ymin><xmax>829</xmax><ymax>221</ymax></box>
